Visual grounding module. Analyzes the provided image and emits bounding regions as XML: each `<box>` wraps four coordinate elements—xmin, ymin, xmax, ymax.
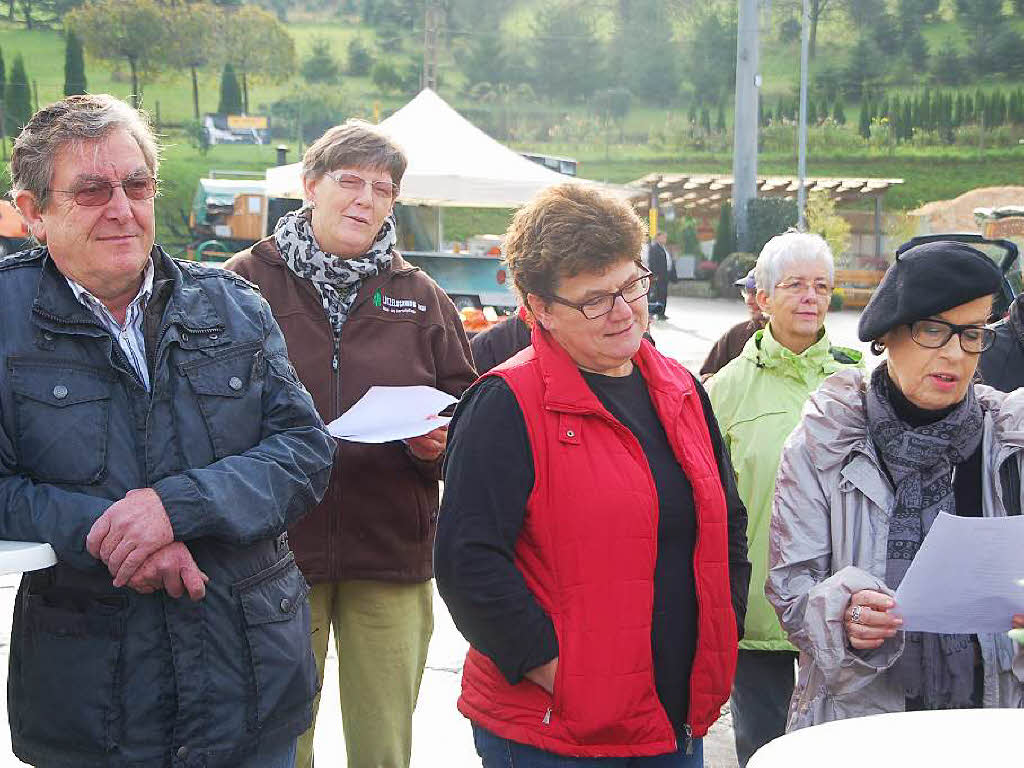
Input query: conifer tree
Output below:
<box><xmin>832</xmin><ymin>97</ymin><xmax>846</xmax><ymax>125</ymax></box>
<box><xmin>218</xmin><ymin>63</ymin><xmax>243</xmax><ymax>115</ymax></box>
<box><xmin>858</xmin><ymin>100</ymin><xmax>871</xmax><ymax>138</ymax></box>
<box><xmin>711</xmin><ymin>203</ymin><xmax>735</xmax><ymax>262</ymax></box>
<box><xmin>5</xmin><ymin>54</ymin><xmax>31</xmax><ymax>136</ymax></box>
<box><xmin>64</xmin><ymin>31</ymin><xmax>87</xmax><ymax>96</ymax></box>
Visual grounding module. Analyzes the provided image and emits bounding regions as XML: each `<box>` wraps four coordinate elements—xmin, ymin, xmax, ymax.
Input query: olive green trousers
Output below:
<box><xmin>295</xmin><ymin>580</ymin><xmax>433</xmax><ymax>768</ymax></box>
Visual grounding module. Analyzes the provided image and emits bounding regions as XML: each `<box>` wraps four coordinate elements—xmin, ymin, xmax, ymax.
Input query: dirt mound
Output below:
<box><xmin>911</xmin><ymin>187</ymin><xmax>1024</xmax><ymax>233</ymax></box>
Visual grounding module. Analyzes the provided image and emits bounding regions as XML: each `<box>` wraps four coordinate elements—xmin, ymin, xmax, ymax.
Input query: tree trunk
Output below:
<box><xmin>22</xmin><ymin>0</ymin><xmax>31</xmax><ymax>29</ymax></box>
<box><xmin>809</xmin><ymin>0</ymin><xmax>820</xmax><ymax>59</ymax></box>
<box><xmin>129</xmin><ymin>57</ymin><xmax>139</xmax><ymax>109</ymax></box>
<box><xmin>6</xmin><ymin>0</ymin><xmax>13</xmax><ymax>22</ymax></box>
<box><xmin>242</xmin><ymin>72</ymin><xmax>249</xmax><ymax>114</ymax></box>
<box><xmin>191</xmin><ymin>66</ymin><xmax>200</xmax><ymax>120</ymax></box>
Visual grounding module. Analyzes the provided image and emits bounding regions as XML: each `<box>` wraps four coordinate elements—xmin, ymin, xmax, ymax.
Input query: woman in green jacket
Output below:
<box><xmin>705</xmin><ymin>231</ymin><xmax>862</xmax><ymax>767</ymax></box>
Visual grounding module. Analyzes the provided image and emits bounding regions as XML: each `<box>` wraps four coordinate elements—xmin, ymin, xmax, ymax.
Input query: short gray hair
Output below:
<box><xmin>11</xmin><ymin>94</ymin><xmax>159</xmax><ymax>210</ymax></box>
<box><xmin>302</xmin><ymin>119</ymin><xmax>407</xmax><ymax>186</ymax></box>
<box><xmin>755</xmin><ymin>231</ymin><xmax>835</xmax><ymax>297</ymax></box>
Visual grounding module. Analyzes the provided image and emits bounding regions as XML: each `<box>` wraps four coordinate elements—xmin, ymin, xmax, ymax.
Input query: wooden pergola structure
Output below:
<box><xmin>631</xmin><ymin>173</ymin><xmax>903</xmax><ymax>258</ymax></box>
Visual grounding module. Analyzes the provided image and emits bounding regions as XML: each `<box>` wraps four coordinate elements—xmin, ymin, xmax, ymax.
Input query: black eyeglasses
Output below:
<box><xmin>546</xmin><ymin>265</ymin><xmax>654</xmax><ymax>320</ymax></box>
<box><xmin>47</xmin><ymin>176</ymin><xmax>158</xmax><ymax>207</ymax></box>
<box><xmin>908</xmin><ymin>318</ymin><xmax>996</xmax><ymax>354</ymax></box>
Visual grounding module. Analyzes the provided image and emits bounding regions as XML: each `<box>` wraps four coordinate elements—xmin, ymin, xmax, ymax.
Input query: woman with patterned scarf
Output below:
<box><xmin>225</xmin><ymin>120</ymin><xmax>477</xmax><ymax>768</ymax></box>
<box><xmin>767</xmin><ymin>240</ymin><xmax>1024</xmax><ymax>732</ymax></box>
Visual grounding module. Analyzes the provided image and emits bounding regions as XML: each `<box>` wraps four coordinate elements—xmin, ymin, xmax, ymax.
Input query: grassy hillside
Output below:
<box><xmin>2</xmin><ymin>11</ymin><xmax>1023</xmax><ymax>252</ymax></box>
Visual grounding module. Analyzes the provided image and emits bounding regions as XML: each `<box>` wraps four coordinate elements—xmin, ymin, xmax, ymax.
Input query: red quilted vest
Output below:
<box><xmin>457</xmin><ymin>326</ymin><xmax>738</xmax><ymax>758</ymax></box>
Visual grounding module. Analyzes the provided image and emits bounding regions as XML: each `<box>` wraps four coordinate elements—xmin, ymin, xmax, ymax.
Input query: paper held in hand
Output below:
<box><xmin>326</xmin><ymin>385</ymin><xmax>458</xmax><ymax>444</ymax></box>
<box><xmin>893</xmin><ymin>512</ymin><xmax>1024</xmax><ymax>634</ymax></box>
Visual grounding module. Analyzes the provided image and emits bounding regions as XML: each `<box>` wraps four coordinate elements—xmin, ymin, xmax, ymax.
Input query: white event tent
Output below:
<box><xmin>264</xmin><ymin>88</ymin><xmax>637</xmax><ymax>208</ymax></box>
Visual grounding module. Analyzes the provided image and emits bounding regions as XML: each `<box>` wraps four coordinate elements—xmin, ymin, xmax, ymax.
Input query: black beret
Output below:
<box><xmin>857</xmin><ymin>241</ymin><xmax>1002</xmax><ymax>341</ymax></box>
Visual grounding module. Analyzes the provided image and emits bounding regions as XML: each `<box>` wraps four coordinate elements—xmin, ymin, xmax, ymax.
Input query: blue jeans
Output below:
<box><xmin>730</xmin><ymin>650</ymin><xmax>798</xmax><ymax>768</ymax></box>
<box><xmin>236</xmin><ymin>738</ymin><xmax>297</xmax><ymax>768</ymax></box>
<box><xmin>472</xmin><ymin>725</ymin><xmax>703</xmax><ymax>767</ymax></box>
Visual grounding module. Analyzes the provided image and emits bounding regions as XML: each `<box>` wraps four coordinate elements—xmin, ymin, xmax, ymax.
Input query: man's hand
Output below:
<box><xmin>126</xmin><ymin>542</ymin><xmax>209</xmax><ymax>601</ymax></box>
<box><xmin>86</xmin><ymin>488</ymin><xmax>174</xmax><ymax>587</ymax></box>
<box><xmin>405</xmin><ymin>425</ymin><xmax>448</xmax><ymax>461</ymax></box>
<box><xmin>524</xmin><ymin>657</ymin><xmax>558</xmax><ymax>694</ymax></box>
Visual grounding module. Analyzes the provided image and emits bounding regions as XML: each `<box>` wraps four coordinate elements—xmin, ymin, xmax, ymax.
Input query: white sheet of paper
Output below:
<box><xmin>894</xmin><ymin>512</ymin><xmax>1024</xmax><ymax>634</ymax></box>
<box><xmin>326</xmin><ymin>385</ymin><xmax>457</xmax><ymax>444</ymax></box>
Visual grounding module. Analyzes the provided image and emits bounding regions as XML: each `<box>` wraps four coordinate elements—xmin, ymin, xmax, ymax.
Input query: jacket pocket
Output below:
<box><xmin>8</xmin><ymin>360</ymin><xmax>113</xmax><ymax>484</ymax></box>
<box><xmin>234</xmin><ymin>552</ymin><xmax>316</xmax><ymax>727</ymax></box>
<box><xmin>13</xmin><ymin>591</ymin><xmax>127</xmax><ymax>753</ymax></box>
<box><xmin>180</xmin><ymin>341</ymin><xmax>264</xmax><ymax>460</ymax></box>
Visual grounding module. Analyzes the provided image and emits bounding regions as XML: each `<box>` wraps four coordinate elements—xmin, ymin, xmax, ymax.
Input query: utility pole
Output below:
<box><xmin>797</xmin><ymin>0</ymin><xmax>810</xmax><ymax>230</ymax></box>
<box><xmin>732</xmin><ymin>0</ymin><xmax>760</xmax><ymax>253</ymax></box>
<box><xmin>421</xmin><ymin>0</ymin><xmax>442</xmax><ymax>91</ymax></box>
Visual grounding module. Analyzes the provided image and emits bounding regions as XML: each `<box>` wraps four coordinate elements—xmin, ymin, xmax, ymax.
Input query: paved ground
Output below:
<box><xmin>0</xmin><ymin>296</ymin><xmax>873</xmax><ymax>767</ymax></box>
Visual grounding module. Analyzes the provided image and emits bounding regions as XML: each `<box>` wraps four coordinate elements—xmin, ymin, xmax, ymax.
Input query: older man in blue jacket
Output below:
<box><xmin>3</xmin><ymin>94</ymin><xmax>335</xmax><ymax>768</ymax></box>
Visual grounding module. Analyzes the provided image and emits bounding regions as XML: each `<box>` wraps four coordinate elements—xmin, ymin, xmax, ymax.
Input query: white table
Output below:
<box><xmin>748</xmin><ymin>709</ymin><xmax>1024</xmax><ymax>767</ymax></box>
<box><xmin>0</xmin><ymin>541</ymin><xmax>56</xmax><ymax>576</ymax></box>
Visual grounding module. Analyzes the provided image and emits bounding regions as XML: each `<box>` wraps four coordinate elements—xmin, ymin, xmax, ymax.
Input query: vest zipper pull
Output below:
<box><xmin>684</xmin><ymin>724</ymin><xmax>693</xmax><ymax>755</ymax></box>
<box><xmin>542</xmin><ymin>707</ymin><xmax>552</xmax><ymax>725</ymax></box>
<box><xmin>332</xmin><ymin>354</ymin><xmax>339</xmax><ymax>372</ymax></box>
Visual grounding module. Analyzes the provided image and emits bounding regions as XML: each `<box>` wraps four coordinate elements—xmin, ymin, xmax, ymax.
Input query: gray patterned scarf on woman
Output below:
<box><xmin>866</xmin><ymin>362</ymin><xmax>983</xmax><ymax>708</ymax></box>
<box><xmin>274</xmin><ymin>204</ymin><xmax>396</xmax><ymax>338</ymax></box>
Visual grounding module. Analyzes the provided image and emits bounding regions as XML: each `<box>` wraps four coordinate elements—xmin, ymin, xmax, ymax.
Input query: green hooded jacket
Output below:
<box><xmin>706</xmin><ymin>324</ymin><xmax>863</xmax><ymax>651</ymax></box>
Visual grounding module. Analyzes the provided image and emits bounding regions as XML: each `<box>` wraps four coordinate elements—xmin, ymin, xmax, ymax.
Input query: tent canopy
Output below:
<box><xmin>265</xmin><ymin>89</ymin><xmax>635</xmax><ymax>208</ymax></box>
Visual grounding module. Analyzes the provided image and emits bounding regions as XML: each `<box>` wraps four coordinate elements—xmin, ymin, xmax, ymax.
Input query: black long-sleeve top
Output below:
<box><xmin>435</xmin><ymin>368</ymin><xmax>750</xmax><ymax>732</ymax></box>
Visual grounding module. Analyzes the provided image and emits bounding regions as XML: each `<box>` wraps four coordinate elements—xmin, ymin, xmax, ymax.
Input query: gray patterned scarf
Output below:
<box><xmin>866</xmin><ymin>363</ymin><xmax>983</xmax><ymax>708</ymax></box>
<box><xmin>274</xmin><ymin>205</ymin><xmax>396</xmax><ymax>338</ymax></box>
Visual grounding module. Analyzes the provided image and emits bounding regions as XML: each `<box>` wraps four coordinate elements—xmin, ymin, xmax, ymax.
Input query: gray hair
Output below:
<box><xmin>11</xmin><ymin>94</ymin><xmax>159</xmax><ymax>210</ymax></box>
<box><xmin>754</xmin><ymin>231</ymin><xmax>835</xmax><ymax>297</ymax></box>
<box><xmin>302</xmin><ymin>118</ymin><xmax>407</xmax><ymax>186</ymax></box>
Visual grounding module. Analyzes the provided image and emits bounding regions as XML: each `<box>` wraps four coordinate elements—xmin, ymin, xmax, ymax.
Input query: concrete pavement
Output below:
<box><xmin>0</xmin><ymin>296</ymin><xmax>872</xmax><ymax>766</ymax></box>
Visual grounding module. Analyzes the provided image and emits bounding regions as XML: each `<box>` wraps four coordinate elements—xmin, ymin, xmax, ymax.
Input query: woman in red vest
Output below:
<box><xmin>435</xmin><ymin>184</ymin><xmax>751</xmax><ymax>767</ymax></box>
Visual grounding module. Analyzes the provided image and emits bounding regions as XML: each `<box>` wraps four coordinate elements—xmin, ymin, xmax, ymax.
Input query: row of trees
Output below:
<box><xmin>856</xmin><ymin>87</ymin><xmax>1024</xmax><ymax>141</ymax></box>
<box><xmin>65</xmin><ymin>0</ymin><xmax>294</xmax><ymax>117</ymax></box>
<box><xmin>453</xmin><ymin>0</ymin><xmax>735</xmax><ymax>107</ymax></box>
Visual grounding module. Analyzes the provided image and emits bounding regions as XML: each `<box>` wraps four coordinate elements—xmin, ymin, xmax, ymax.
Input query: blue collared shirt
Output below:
<box><xmin>65</xmin><ymin>259</ymin><xmax>154</xmax><ymax>391</ymax></box>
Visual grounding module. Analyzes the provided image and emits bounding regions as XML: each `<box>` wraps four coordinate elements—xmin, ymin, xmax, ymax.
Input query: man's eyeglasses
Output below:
<box><xmin>325</xmin><ymin>171</ymin><xmax>399</xmax><ymax>204</ymax></box>
<box><xmin>546</xmin><ymin>266</ymin><xmax>654</xmax><ymax>320</ymax></box>
<box><xmin>47</xmin><ymin>176</ymin><xmax>158</xmax><ymax>207</ymax></box>
<box><xmin>775</xmin><ymin>278</ymin><xmax>833</xmax><ymax>297</ymax></box>
<box><xmin>908</xmin><ymin>318</ymin><xmax>996</xmax><ymax>354</ymax></box>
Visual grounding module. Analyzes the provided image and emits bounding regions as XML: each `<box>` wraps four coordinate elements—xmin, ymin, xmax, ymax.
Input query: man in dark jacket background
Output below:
<box><xmin>648</xmin><ymin>230</ymin><xmax>672</xmax><ymax>320</ymax></box>
<box><xmin>4</xmin><ymin>94</ymin><xmax>335</xmax><ymax>768</ymax></box>
<box><xmin>980</xmin><ymin>290</ymin><xmax>1024</xmax><ymax>392</ymax></box>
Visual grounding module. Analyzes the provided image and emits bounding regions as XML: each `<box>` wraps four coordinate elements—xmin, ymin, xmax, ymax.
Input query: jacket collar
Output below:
<box><xmin>251</xmin><ymin>235</ymin><xmax>418</xmax><ymax>311</ymax></box>
<box><xmin>531</xmin><ymin>322</ymin><xmax>691</xmax><ymax>415</ymax></box>
<box><xmin>743</xmin><ymin>322</ymin><xmax>835</xmax><ymax>372</ymax></box>
<box><xmin>32</xmin><ymin>246</ymin><xmax>226</xmax><ymax>347</ymax></box>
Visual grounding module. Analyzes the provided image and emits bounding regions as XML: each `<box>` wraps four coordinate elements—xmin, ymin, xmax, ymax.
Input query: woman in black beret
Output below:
<box><xmin>764</xmin><ymin>240</ymin><xmax>1024</xmax><ymax>730</ymax></box>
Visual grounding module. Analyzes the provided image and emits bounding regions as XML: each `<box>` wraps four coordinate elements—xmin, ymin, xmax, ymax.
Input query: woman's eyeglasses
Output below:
<box><xmin>908</xmin><ymin>318</ymin><xmax>996</xmax><ymax>354</ymax></box>
<box><xmin>325</xmin><ymin>171</ymin><xmax>399</xmax><ymax>204</ymax></box>
<box><xmin>546</xmin><ymin>268</ymin><xmax>654</xmax><ymax>320</ymax></box>
<box><xmin>775</xmin><ymin>278</ymin><xmax>833</xmax><ymax>297</ymax></box>
<box><xmin>47</xmin><ymin>176</ymin><xmax>159</xmax><ymax>207</ymax></box>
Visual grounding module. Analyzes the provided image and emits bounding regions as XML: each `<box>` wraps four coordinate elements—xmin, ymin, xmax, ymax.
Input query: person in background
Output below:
<box><xmin>699</xmin><ymin>268</ymin><xmax>767</xmax><ymax>380</ymax></box>
<box><xmin>470</xmin><ymin>306</ymin><xmax>533</xmax><ymax>373</ymax></box>
<box><xmin>705</xmin><ymin>232</ymin><xmax>862</xmax><ymax>768</ymax></box>
<box><xmin>436</xmin><ymin>183</ymin><xmax>750</xmax><ymax>767</ymax></box>
<box><xmin>979</xmin><ymin>267</ymin><xmax>1024</xmax><ymax>391</ymax></box>
<box><xmin>767</xmin><ymin>240</ymin><xmax>1024</xmax><ymax>729</ymax></box>
<box><xmin>225</xmin><ymin>119</ymin><xmax>477</xmax><ymax>768</ymax></box>
<box><xmin>648</xmin><ymin>230</ymin><xmax>672</xmax><ymax>320</ymax></box>
<box><xmin>4</xmin><ymin>94</ymin><xmax>334</xmax><ymax>767</ymax></box>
